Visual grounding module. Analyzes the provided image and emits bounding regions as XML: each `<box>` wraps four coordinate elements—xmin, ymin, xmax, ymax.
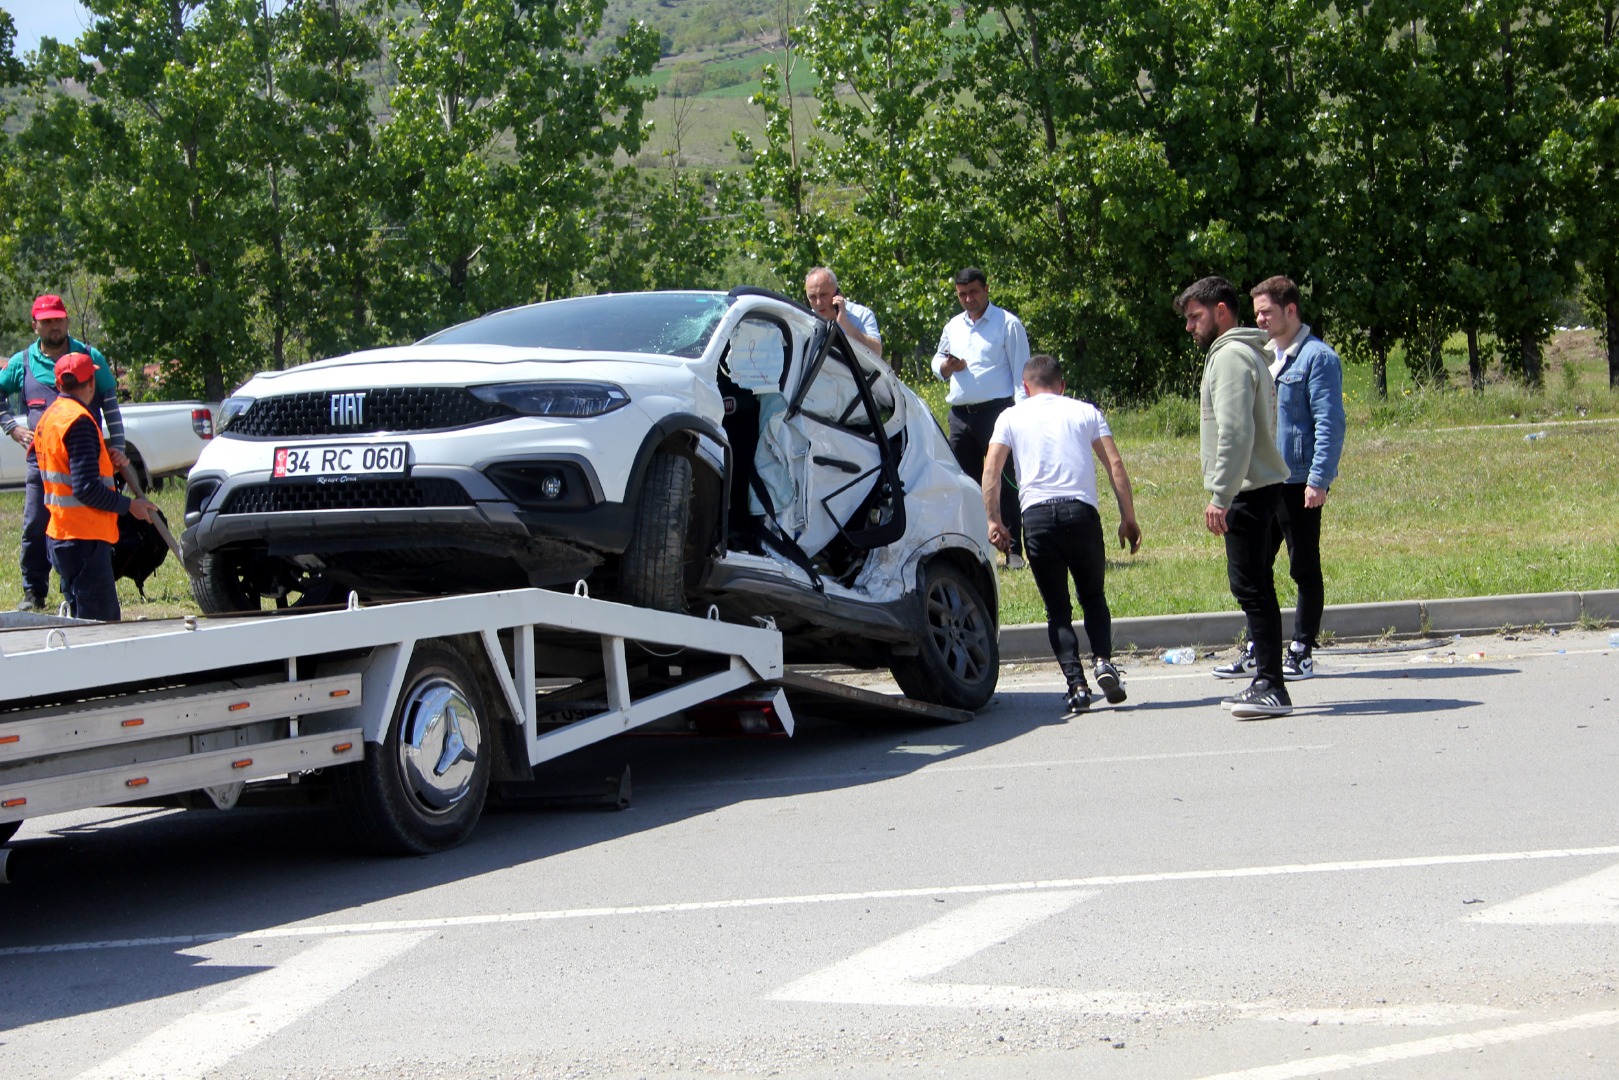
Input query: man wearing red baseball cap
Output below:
<box><xmin>31</xmin><ymin>352</ymin><xmax>155</xmax><ymax>621</ymax></box>
<box><xmin>1</xmin><ymin>293</ymin><xmax>127</xmax><ymax>611</ymax></box>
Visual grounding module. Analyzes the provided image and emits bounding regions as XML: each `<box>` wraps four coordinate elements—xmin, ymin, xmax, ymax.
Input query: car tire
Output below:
<box><xmin>890</xmin><ymin>561</ymin><xmax>999</xmax><ymax>711</ymax></box>
<box><xmin>190</xmin><ymin>552</ymin><xmax>338</xmax><ymax>614</ymax></box>
<box><xmin>619</xmin><ymin>450</ymin><xmax>694</xmax><ymax>612</ymax></box>
<box><xmin>333</xmin><ymin>642</ymin><xmax>491</xmax><ymax>855</ymax></box>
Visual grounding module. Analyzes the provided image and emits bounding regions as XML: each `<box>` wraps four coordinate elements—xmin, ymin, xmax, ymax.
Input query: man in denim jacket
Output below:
<box><xmin>1250</xmin><ymin>276</ymin><xmax>1345</xmax><ymax>680</ymax></box>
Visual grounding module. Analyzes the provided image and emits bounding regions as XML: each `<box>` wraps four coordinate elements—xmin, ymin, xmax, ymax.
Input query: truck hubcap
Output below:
<box><xmin>397</xmin><ymin>677</ymin><xmax>480</xmax><ymax>813</ymax></box>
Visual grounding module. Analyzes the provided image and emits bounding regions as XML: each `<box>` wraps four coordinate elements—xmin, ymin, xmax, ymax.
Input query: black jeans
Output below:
<box><xmin>1223</xmin><ymin>485</ymin><xmax>1284</xmax><ymax>686</ymax></box>
<box><xmin>1270</xmin><ymin>482</ymin><xmax>1324</xmax><ymax>648</ymax></box>
<box><xmin>48</xmin><ymin>537</ymin><xmax>121</xmax><ymax>621</ymax></box>
<box><xmin>20</xmin><ymin>465</ymin><xmax>53</xmax><ymax>598</ymax></box>
<box><xmin>948</xmin><ymin>399</ymin><xmax>1021</xmax><ymax>555</ymax></box>
<box><xmin>1024</xmin><ymin>499</ymin><xmax>1111</xmax><ymax>688</ymax></box>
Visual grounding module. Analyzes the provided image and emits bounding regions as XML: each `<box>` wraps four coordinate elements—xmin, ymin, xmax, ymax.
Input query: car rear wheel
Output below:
<box><xmin>890</xmin><ymin>561</ymin><xmax>999</xmax><ymax>711</ymax></box>
<box><xmin>190</xmin><ymin>552</ymin><xmax>339</xmax><ymax>614</ymax></box>
<box><xmin>619</xmin><ymin>450</ymin><xmax>696</xmax><ymax>612</ymax></box>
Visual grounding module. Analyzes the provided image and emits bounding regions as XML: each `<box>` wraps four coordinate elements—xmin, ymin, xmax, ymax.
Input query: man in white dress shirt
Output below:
<box><xmin>931</xmin><ymin>267</ymin><xmax>1031</xmax><ymax>567</ymax></box>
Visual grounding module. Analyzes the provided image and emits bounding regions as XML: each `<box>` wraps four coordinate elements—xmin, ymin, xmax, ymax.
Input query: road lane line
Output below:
<box><xmin>7</xmin><ymin>845</ymin><xmax>1619</xmax><ymax>957</ymax></box>
<box><xmin>1192</xmin><ymin>1009</ymin><xmax>1619</xmax><ymax>1079</ymax></box>
<box><xmin>771</xmin><ymin>890</ymin><xmax>1095</xmax><ymax>1004</ymax></box>
<box><xmin>69</xmin><ymin>931</ymin><xmax>428</xmax><ymax>1080</ymax></box>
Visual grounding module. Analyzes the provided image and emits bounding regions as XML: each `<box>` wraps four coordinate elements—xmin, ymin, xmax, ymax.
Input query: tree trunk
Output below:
<box><xmin>1519</xmin><ymin>331</ymin><xmax>1542</xmax><ymax>387</ymax></box>
<box><xmin>1608</xmin><ymin>290</ymin><xmax>1619</xmax><ymax>390</ymax></box>
<box><xmin>1466</xmin><ymin>326</ymin><xmax>1483</xmax><ymax>392</ymax></box>
<box><xmin>1371</xmin><ymin>327</ymin><xmax>1388</xmax><ymax>398</ymax></box>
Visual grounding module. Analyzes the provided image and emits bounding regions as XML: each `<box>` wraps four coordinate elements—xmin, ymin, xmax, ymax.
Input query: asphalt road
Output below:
<box><xmin>2</xmin><ymin>629</ymin><xmax>1617</xmax><ymax>1080</ymax></box>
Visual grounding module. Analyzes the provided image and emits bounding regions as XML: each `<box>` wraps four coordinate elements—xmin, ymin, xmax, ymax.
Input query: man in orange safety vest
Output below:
<box><xmin>32</xmin><ymin>352</ymin><xmax>157</xmax><ymax>621</ymax></box>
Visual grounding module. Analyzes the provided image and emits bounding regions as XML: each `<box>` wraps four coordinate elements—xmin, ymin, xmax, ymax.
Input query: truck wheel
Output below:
<box><xmin>619</xmin><ymin>450</ymin><xmax>694</xmax><ymax>612</ymax></box>
<box><xmin>890</xmin><ymin>561</ymin><xmax>999</xmax><ymax>711</ymax></box>
<box><xmin>335</xmin><ymin>642</ymin><xmax>491</xmax><ymax>855</ymax></box>
<box><xmin>191</xmin><ymin>552</ymin><xmax>337</xmax><ymax>614</ymax></box>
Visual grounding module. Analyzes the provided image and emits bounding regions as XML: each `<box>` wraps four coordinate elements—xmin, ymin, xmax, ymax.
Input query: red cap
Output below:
<box><xmin>55</xmin><ymin>352</ymin><xmax>96</xmax><ymax>386</ymax></box>
<box><xmin>32</xmin><ymin>294</ymin><xmax>68</xmax><ymax>320</ymax></box>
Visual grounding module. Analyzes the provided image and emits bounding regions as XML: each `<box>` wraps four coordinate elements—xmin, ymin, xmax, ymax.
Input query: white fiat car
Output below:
<box><xmin>182</xmin><ymin>288</ymin><xmax>999</xmax><ymax>708</ymax></box>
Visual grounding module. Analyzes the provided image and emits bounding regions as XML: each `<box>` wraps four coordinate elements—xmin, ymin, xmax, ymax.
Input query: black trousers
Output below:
<box><xmin>48</xmin><ymin>537</ymin><xmax>121</xmax><ymax>621</ymax></box>
<box><xmin>948</xmin><ymin>399</ymin><xmax>1021</xmax><ymax>555</ymax></box>
<box><xmin>1270</xmin><ymin>481</ymin><xmax>1324</xmax><ymax>648</ymax></box>
<box><xmin>1223</xmin><ymin>485</ymin><xmax>1284</xmax><ymax>686</ymax></box>
<box><xmin>1024</xmin><ymin>499</ymin><xmax>1111</xmax><ymax>688</ymax></box>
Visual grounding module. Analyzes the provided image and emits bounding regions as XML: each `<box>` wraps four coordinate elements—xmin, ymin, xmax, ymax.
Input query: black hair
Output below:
<box><xmin>1174</xmin><ymin>275</ymin><xmax>1240</xmax><ymax>317</ymax></box>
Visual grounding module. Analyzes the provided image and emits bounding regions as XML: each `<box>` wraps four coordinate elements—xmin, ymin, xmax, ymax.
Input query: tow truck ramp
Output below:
<box><xmin>1</xmin><ymin>588</ymin><xmax>967</xmax><ymax>871</ymax></box>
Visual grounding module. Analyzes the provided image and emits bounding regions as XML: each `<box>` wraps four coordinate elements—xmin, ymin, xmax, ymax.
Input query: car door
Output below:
<box><xmin>0</xmin><ymin>392</ymin><xmax>24</xmax><ymax>486</ymax></box>
<box><xmin>782</xmin><ymin>323</ymin><xmax>907</xmax><ymax>557</ymax></box>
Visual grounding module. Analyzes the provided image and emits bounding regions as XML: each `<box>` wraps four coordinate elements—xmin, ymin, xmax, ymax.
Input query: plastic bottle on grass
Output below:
<box><xmin>1162</xmin><ymin>647</ymin><xmax>1196</xmax><ymax>665</ymax></box>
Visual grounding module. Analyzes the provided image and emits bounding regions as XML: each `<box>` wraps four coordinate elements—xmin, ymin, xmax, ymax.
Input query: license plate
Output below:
<box><xmin>272</xmin><ymin>443</ymin><xmax>409</xmax><ymax>479</ymax></box>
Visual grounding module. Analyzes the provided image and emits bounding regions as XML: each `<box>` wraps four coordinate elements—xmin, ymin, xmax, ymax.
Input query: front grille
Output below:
<box><xmin>228</xmin><ymin>387</ymin><xmax>510</xmax><ymax>437</ymax></box>
<box><xmin>220</xmin><ymin>478</ymin><xmax>474</xmax><ymax>514</ymax></box>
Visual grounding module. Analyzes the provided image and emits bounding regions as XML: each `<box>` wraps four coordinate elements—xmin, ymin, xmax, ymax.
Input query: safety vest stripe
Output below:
<box><xmin>42</xmin><ymin>472</ymin><xmax>116</xmax><ymax>490</ymax></box>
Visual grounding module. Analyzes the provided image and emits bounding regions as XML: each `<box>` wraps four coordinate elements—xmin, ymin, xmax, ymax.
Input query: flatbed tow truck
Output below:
<box><xmin>0</xmin><ymin>588</ymin><xmax>969</xmax><ymax>879</ymax></box>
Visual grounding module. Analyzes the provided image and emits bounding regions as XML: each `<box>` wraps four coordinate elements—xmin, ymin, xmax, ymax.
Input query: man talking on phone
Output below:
<box><xmin>804</xmin><ymin>267</ymin><xmax>883</xmax><ymax>357</ymax></box>
<box><xmin>931</xmin><ymin>267</ymin><xmax>1031</xmax><ymax>568</ymax></box>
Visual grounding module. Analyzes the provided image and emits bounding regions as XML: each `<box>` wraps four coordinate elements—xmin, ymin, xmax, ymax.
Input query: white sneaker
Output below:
<box><xmin>1282</xmin><ymin>641</ymin><xmax>1315</xmax><ymax>680</ymax></box>
<box><xmin>1212</xmin><ymin>643</ymin><xmax>1256</xmax><ymax>680</ymax></box>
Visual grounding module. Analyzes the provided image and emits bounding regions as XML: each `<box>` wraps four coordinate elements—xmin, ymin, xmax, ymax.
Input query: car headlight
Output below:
<box><xmin>217</xmin><ymin>395</ymin><xmax>255</xmax><ymax>432</ymax></box>
<box><xmin>470</xmin><ymin>382</ymin><xmax>631</xmax><ymax>418</ymax></box>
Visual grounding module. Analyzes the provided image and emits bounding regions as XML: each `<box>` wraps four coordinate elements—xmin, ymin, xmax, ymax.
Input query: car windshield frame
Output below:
<box><xmin>417</xmin><ymin>292</ymin><xmax>735</xmax><ymax>360</ymax></box>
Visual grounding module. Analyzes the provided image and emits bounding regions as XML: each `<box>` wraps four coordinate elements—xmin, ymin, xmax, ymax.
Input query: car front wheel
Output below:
<box><xmin>190</xmin><ymin>552</ymin><xmax>338</xmax><ymax>614</ymax></box>
<box><xmin>619</xmin><ymin>450</ymin><xmax>697</xmax><ymax>612</ymax></box>
<box><xmin>890</xmin><ymin>561</ymin><xmax>999</xmax><ymax>711</ymax></box>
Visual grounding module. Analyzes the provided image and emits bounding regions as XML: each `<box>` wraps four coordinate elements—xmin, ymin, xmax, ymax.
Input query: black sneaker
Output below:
<box><xmin>1227</xmin><ymin>678</ymin><xmax>1293</xmax><ymax>720</ymax></box>
<box><xmin>1212</xmin><ymin>642</ymin><xmax>1255</xmax><ymax>680</ymax></box>
<box><xmin>15</xmin><ymin>591</ymin><xmax>41</xmax><ymax>613</ymax></box>
<box><xmin>1282</xmin><ymin>641</ymin><xmax>1315</xmax><ymax>680</ymax></box>
<box><xmin>1064</xmin><ymin>684</ymin><xmax>1093</xmax><ymax>713</ymax></box>
<box><xmin>1093</xmin><ymin>658</ymin><xmax>1127</xmax><ymax>704</ymax></box>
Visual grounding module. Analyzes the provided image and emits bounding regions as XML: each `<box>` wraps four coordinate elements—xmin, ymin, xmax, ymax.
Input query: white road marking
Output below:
<box><xmin>769</xmin><ymin>890</ymin><xmax>1100</xmax><ymax>1008</ymax></box>
<box><xmin>1191</xmin><ymin>1009</ymin><xmax>1619</xmax><ymax>1079</ymax></box>
<box><xmin>888</xmin><ymin>744</ymin><xmax>963</xmax><ymax>756</ymax></box>
<box><xmin>1468</xmin><ymin>861</ymin><xmax>1619</xmax><ymax>924</ymax></box>
<box><xmin>6</xmin><ymin>844</ymin><xmax>1618</xmax><ymax>958</ymax></box>
<box><xmin>1242</xmin><ymin>1003</ymin><xmax>1516</xmax><ymax>1026</ymax></box>
<box><xmin>68</xmin><ymin>931</ymin><xmax>428</xmax><ymax>1080</ymax></box>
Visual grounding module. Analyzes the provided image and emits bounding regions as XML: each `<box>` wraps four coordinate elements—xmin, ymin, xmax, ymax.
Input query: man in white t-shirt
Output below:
<box><xmin>983</xmin><ymin>354</ymin><xmax>1142</xmax><ymax>712</ymax></box>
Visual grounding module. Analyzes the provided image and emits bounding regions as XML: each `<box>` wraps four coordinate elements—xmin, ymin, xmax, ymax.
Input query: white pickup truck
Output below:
<box><xmin>0</xmin><ymin>398</ymin><xmax>217</xmax><ymax>491</ymax></box>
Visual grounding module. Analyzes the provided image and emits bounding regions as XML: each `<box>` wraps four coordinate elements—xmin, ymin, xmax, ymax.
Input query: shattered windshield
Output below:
<box><xmin>418</xmin><ymin>292</ymin><xmax>734</xmax><ymax>360</ymax></box>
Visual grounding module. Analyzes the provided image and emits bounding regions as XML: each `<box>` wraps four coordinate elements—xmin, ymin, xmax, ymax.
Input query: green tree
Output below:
<box><xmin>1311</xmin><ymin>1</ymin><xmax>1457</xmax><ymax>397</ymax></box>
<box><xmin>795</xmin><ymin>0</ymin><xmax>983</xmax><ymax>367</ymax></box>
<box><xmin>1543</xmin><ymin>0</ymin><xmax>1619</xmax><ymax>389</ymax></box>
<box><xmin>370</xmin><ymin>0</ymin><xmax>659</xmax><ymax>338</ymax></box>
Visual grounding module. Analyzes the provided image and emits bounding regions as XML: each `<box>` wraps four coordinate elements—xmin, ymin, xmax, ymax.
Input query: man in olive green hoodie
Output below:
<box><xmin>1175</xmin><ymin>276</ymin><xmax>1294</xmax><ymax>719</ymax></box>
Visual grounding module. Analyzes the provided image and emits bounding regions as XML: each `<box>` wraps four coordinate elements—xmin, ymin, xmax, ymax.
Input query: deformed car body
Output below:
<box><xmin>182</xmin><ymin>288</ymin><xmax>999</xmax><ymax>709</ymax></box>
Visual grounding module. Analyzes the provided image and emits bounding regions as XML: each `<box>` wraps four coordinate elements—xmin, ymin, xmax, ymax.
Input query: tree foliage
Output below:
<box><xmin>2</xmin><ymin>1</ymin><xmax>1614</xmax><ymax>403</ymax></box>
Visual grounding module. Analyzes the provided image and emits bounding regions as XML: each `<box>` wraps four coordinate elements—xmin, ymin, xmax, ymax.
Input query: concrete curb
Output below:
<box><xmin>997</xmin><ymin>588</ymin><xmax>1619</xmax><ymax>663</ymax></box>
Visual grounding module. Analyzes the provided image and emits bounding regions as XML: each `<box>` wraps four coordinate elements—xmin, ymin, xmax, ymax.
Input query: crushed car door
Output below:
<box><xmin>781</xmin><ymin>323</ymin><xmax>907</xmax><ymax>557</ymax></box>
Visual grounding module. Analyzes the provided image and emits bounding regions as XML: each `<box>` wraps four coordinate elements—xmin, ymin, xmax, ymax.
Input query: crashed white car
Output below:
<box><xmin>182</xmin><ymin>288</ymin><xmax>999</xmax><ymax>708</ymax></box>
